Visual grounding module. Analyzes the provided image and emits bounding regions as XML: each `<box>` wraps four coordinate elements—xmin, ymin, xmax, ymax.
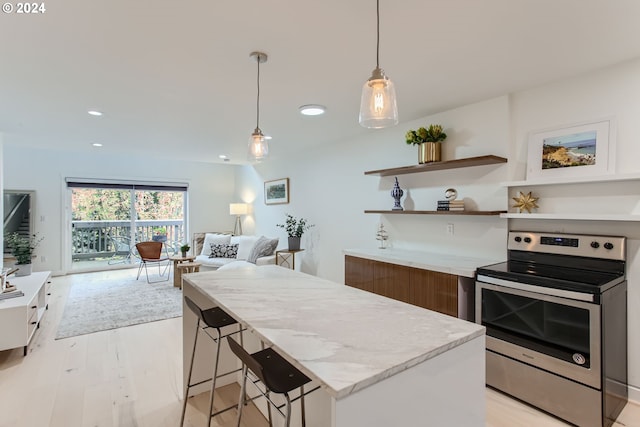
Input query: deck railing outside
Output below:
<box><xmin>72</xmin><ymin>219</ymin><xmax>185</xmax><ymax>261</ymax></box>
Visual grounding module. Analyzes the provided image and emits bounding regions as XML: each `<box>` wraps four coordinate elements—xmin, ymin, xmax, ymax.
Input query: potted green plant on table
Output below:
<box><xmin>405</xmin><ymin>124</ymin><xmax>447</xmax><ymax>164</ymax></box>
<box><xmin>276</xmin><ymin>214</ymin><xmax>314</xmax><ymax>251</ymax></box>
<box><xmin>180</xmin><ymin>243</ymin><xmax>191</xmax><ymax>258</ymax></box>
<box><xmin>4</xmin><ymin>232</ymin><xmax>44</xmax><ymax>276</ymax></box>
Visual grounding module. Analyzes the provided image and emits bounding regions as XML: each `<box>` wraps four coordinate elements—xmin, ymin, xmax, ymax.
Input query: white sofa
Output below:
<box><xmin>192</xmin><ymin>232</ymin><xmax>277</xmax><ymax>270</ymax></box>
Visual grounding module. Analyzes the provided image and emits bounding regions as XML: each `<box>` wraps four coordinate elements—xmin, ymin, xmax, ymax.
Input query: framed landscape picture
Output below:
<box><xmin>264</xmin><ymin>178</ymin><xmax>289</xmax><ymax>205</ymax></box>
<box><xmin>526</xmin><ymin>118</ymin><xmax>615</xmax><ymax>181</ymax></box>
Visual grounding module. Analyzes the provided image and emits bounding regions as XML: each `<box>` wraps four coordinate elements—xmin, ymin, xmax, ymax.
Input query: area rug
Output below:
<box><xmin>56</xmin><ymin>277</ymin><xmax>182</xmax><ymax>339</ymax></box>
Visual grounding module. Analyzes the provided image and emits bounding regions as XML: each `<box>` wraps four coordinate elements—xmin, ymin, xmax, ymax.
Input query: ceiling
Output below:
<box><xmin>1</xmin><ymin>0</ymin><xmax>640</xmax><ymax>165</ymax></box>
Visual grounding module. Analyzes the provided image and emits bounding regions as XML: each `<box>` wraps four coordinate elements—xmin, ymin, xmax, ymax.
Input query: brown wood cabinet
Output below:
<box><xmin>345</xmin><ymin>255</ymin><xmax>458</xmax><ymax>317</ymax></box>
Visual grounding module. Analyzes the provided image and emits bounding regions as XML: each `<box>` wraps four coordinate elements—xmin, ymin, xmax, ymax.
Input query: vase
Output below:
<box><xmin>390</xmin><ymin>177</ymin><xmax>404</xmax><ymax>210</ymax></box>
<box><xmin>418</xmin><ymin>142</ymin><xmax>441</xmax><ymax>164</ymax></box>
<box><xmin>288</xmin><ymin>237</ymin><xmax>301</xmax><ymax>251</ymax></box>
<box><xmin>181</xmin><ymin>250</ymin><xmax>188</xmax><ymax>258</ymax></box>
<box><xmin>152</xmin><ymin>235</ymin><xmax>167</xmax><ymax>243</ymax></box>
<box><xmin>14</xmin><ymin>263</ymin><xmax>32</xmax><ymax>277</ymax></box>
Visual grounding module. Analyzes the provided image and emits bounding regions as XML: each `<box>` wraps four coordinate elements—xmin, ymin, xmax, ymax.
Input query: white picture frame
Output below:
<box><xmin>526</xmin><ymin>118</ymin><xmax>615</xmax><ymax>181</ymax></box>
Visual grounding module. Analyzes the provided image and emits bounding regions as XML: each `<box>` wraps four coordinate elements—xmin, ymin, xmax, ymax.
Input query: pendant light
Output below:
<box><xmin>359</xmin><ymin>0</ymin><xmax>398</xmax><ymax>129</ymax></box>
<box><xmin>248</xmin><ymin>51</ymin><xmax>269</xmax><ymax>161</ymax></box>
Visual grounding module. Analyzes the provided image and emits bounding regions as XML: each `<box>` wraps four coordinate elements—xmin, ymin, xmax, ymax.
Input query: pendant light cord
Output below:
<box><xmin>376</xmin><ymin>0</ymin><xmax>380</xmax><ymax>69</ymax></box>
<box><xmin>256</xmin><ymin>57</ymin><xmax>261</xmax><ymax>130</ymax></box>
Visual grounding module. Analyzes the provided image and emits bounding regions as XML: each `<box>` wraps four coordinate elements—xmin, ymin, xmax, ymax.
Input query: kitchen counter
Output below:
<box><xmin>183</xmin><ymin>265</ymin><xmax>485</xmax><ymax>426</ymax></box>
<box><xmin>343</xmin><ymin>247</ymin><xmax>502</xmax><ymax>278</ymax></box>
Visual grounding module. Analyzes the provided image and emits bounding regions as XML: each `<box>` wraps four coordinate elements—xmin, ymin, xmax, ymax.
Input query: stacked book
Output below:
<box><xmin>437</xmin><ymin>199</ymin><xmax>465</xmax><ymax>212</ymax></box>
<box><xmin>0</xmin><ymin>289</ymin><xmax>24</xmax><ymax>300</ymax></box>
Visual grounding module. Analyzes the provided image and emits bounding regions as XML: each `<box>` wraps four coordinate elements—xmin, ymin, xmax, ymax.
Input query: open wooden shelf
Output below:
<box><xmin>501</xmin><ymin>213</ymin><xmax>640</xmax><ymax>221</ymax></box>
<box><xmin>365</xmin><ymin>210</ymin><xmax>506</xmax><ymax>216</ymax></box>
<box><xmin>501</xmin><ymin>172</ymin><xmax>640</xmax><ymax>187</ymax></box>
<box><xmin>364</xmin><ymin>155</ymin><xmax>507</xmax><ymax>177</ymax></box>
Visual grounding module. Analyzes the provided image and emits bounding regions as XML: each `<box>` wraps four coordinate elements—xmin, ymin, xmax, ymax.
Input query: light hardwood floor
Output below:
<box><xmin>0</xmin><ymin>270</ymin><xmax>638</xmax><ymax>427</ymax></box>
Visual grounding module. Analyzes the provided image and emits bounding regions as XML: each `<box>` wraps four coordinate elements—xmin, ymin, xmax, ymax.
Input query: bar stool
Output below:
<box><xmin>180</xmin><ymin>296</ymin><xmax>244</xmax><ymax>427</ymax></box>
<box><xmin>227</xmin><ymin>336</ymin><xmax>320</xmax><ymax>427</ymax></box>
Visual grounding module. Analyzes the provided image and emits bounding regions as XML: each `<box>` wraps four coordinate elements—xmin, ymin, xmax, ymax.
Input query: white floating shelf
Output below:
<box><xmin>500</xmin><ymin>213</ymin><xmax>640</xmax><ymax>221</ymax></box>
<box><xmin>501</xmin><ymin>172</ymin><xmax>640</xmax><ymax>187</ymax></box>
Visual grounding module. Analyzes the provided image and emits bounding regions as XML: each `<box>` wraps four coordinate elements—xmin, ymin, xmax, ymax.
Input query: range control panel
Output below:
<box><xmin>508</xmin><ymin>231</ymin><xmax>626</xmax><ymax>261</ymax></box>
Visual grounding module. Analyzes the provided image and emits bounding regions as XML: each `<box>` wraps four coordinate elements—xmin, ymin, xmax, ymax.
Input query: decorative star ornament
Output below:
<box><xmin>512</xmin><ymin>191</ymin><xmax>539</xmax><ymax>213</ymax></box>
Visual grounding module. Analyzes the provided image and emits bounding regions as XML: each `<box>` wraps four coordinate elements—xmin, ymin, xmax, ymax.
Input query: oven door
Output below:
<box><xmin>476</xmin><ymin>276</ymin><xmax>601</xmax><ymax>389</ymax></box>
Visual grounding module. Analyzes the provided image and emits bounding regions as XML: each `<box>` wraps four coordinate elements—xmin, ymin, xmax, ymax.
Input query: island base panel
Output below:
<box><xmin>332</xmin><ymin>336</ymin><xmax>485</xmax><ymax>426</ymax></box>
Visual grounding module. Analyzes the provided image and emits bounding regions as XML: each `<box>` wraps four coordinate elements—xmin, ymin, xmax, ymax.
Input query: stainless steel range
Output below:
<box><xmin>476</xmin><ymin>231</ymin><xmax>627</xmax><ymax>427</ymax></box>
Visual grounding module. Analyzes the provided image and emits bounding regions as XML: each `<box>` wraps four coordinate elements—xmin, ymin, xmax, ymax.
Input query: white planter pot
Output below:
<box><xmin>14</xmin><ymin>263</ymin><xmax>32</xmax><ymax>276</ymax></box>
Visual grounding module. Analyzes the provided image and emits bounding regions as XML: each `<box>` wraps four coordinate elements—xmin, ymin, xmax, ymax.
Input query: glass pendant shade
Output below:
<box><xmin>247</xmin><ymin>51</ymin><xmax>269</xmax><ymax>162</ymax></box>
<box><xmin>248</xmin><ymin>128</ymin><xmax>268</xmax><ymax>161</ymax></box>
<box><xmin>359</xmin><ymin>67</ymin><xmax>398</xmax><ymax>128</ymax></box>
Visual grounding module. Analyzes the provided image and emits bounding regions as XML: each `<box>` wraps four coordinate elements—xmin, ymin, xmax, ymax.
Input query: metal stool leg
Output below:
<box><xmin>265</xmin><ymin>390</ymin><xmax>273</xmax><ymax>427</ymax></box>
<box><xmin>284</xmin><ymin>393</ymin><xmax>292</xmax><ymax>427</ymax></box>
<box><xmin>180</xmin><ymin>317</ymin><xmax>200</xmax><ymax>426</ymax></box>
<box><xmin>236</xmin><ymin>365</ymin><xmax>249</xmax><ymax>427</ymax></box>
<box><xmin>300</xmin><ymin>385</ymin><xmax>306</xmax><ymax>427</ymax></box>
<box><xmin>207</xmin><ymin>328</ymin><xmax>223</xmax><ymax>424</ymax></box>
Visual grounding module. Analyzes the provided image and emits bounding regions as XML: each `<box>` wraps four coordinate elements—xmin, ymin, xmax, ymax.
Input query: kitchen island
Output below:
<box><xmin>183</xmin><ymin>265</ymin><xmax>485</xmax><ymax>426</ymax></box>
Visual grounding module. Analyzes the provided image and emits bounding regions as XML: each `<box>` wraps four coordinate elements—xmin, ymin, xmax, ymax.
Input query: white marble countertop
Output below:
<box><xmin>184</xmin><ymin>265</ymin><xmax>485</xmax><ymax>399</ymax></box>
<box><xmin>343</xmin><ymin>247</ymin><xmax>503</xmax><ymax>278</ymax></box>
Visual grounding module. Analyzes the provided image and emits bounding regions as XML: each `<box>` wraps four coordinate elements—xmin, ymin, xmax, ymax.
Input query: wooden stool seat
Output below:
<box><xmin>177</xmin><ymin>262</ymin><xmax>202</xmax><ymax>275</ymax></box>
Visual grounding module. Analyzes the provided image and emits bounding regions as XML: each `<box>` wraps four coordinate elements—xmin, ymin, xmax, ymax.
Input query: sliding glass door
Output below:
<box><xmin>67</xmin><ymin>180</ymin><xmax>187</xmax><ymax>272</ymax></box>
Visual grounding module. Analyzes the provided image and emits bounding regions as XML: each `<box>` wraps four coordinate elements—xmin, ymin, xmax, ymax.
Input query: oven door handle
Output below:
<box><xmin>476</xmin><ymin>274</ymin><xmax>595</xmax><ymax>303</ymax></box>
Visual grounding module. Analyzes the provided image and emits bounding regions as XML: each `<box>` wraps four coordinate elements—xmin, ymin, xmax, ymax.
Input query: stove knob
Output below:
<box><xmin>524</xmin><ymin>237</ymin><xmax>532</xmax><ymax>243</ymax></box>
<box><xmin>604</xmin><ymin>242</ymin><xmax>614</xmax><ymax>250</ymax></box>
<box><xmin>514</xmin><ymin>236</ymin><xmax>522</xmax><ymax>242</ymax></box>
<box><xmin>590</xmin><ymin>241</ymin><xmax>600</xmax><ymax>249</ymax></box>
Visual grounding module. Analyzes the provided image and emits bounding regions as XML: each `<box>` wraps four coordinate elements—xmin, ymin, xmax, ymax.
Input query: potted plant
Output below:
<box><xmin>405</xmin><ymin>124</ymin><xmax>447</xmax><ymax>164</ymax></box>
<box><xmin>152</xmin><ymin>226</ymin><xmax>167</xmax><ymax>242</ymax></box>
<box><xmin>4</xmin><ymin>232</ymin><xmax>44</xmax><ymax>276</ymax></box>
<box><xmin>180</xmin><ymin>243</ymin><xmax>191</xmax><ymax>258</ymax></box>
<box><xmin>276</xmin><ymin>214</ymin><xmax>314</xmax><ymax>251</ymax></box>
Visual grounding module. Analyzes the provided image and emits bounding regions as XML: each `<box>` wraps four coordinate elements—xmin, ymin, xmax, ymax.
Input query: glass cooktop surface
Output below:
<box><xmin>477</xmin><ymin>260</ymin><xmax>625</xmax><ymax>294</ymax></box>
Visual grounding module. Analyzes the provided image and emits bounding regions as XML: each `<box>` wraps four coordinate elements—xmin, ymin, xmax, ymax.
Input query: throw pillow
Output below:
<box><xmin>231</xmin><ymin>235</ymin><xmax>260</xmax><ymax>260</ymax></box>
<box><xmin>247</xmin><ymin>236</ymin><xmax>279</xmax><ymax>264</ymax></box>
<box><xmin>201</xmin><ymin>233</ymin><xmax>231</xmax><ymax>257</ymax></box>
<box><xmin>209</xmin><ymin>243</ymin><xmax>239</xmax><ymax>259</ymax></box>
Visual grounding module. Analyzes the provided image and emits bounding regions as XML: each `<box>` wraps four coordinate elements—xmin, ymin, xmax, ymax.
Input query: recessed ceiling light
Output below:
<box><xmin>92</xmin><ymin>143</ymin><xmax>103</xmax><ymax>147</ymax></box>
<box><xmin>88</xmin><ymin>110</ymin><xmax>103</xmax><ymax>116</ymax></box>
<box><xmin>299</xmin><ymin>105</ymin><xmax>326</xmax><ymax>116</ymax></box>
<box><xmin>219</xmin><ymin>155</ymin><xmax>228</xmax><ymax>159</ymax></box>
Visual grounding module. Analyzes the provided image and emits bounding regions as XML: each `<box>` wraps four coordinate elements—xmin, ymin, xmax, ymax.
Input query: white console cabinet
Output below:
<box><xmin>0</xmin><ymin>271</ymin><xmax>52</xmax><ymax>355</ymax></box>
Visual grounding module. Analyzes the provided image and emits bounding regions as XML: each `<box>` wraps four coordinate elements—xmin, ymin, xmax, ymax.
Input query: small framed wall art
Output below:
<box><xmin>264</xmin><ymin>178</ymin><xmax>289</xmax><ymax>205</ymax></box>
<box><xmin>526</xmin><ymin>118</ymin><xmax>615</xmax><ymax>181</ymax></box>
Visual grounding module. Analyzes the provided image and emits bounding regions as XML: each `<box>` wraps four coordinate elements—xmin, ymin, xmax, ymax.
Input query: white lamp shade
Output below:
<box><xmin>359</xmin><ymin>75</ymin><xmax>398</xmax><ymax>129</ymax></box>
<box><xmin>248</xmin><ymin>133</ymin><xmax>269</xmax><ymax>161</ymax></box>
<box><xmin>229</xmin><ymin>203</ymin><xmax>249</xmax><ymax>216</ymax></box>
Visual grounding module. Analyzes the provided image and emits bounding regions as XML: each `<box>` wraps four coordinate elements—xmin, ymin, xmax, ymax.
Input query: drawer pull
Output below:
<box><xmin>31</xmin><ymin>305</ymin><xmax>37</xmax><ymax>309</ymax></box>
<box><xmin>47</xmin><ymin>293</ymin><xmax>51</xmax><ymax>296</ymax></box>
<box><xmin>31</xmin><ymin>321</ymin><xmax>37</xmax><ymax>325</ymax></box>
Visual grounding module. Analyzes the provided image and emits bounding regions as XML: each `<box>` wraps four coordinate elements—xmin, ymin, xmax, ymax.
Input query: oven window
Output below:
<box><xmin>482</xmin><ymin>288</ymin><xmax>590</xmax><ymax>357</ymax></box>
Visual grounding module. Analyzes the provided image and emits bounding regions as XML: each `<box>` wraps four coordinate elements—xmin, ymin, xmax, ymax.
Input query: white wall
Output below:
<box><xmin>237</xmin><ymin>58</ymin><xmax>640</xmax><ymax>401</ymax></box>
<box><xmin>508</xmin><ymin>57</ymin><xmax>640</xmax><ymax>401</ymax></box>
<box><xmin>0</xmin><ymin>133</ymin><xmax>3</xmax><ymax>254</ymax></box>
<box><xmin>237</xmin><ymin>96</ymin><xmax>511</xmax><ymax>283</ymax></box>
<box><xmin>2</xmin><ymin>145</ymin><xmax>240</xmax><ymax>274</ymax></box>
